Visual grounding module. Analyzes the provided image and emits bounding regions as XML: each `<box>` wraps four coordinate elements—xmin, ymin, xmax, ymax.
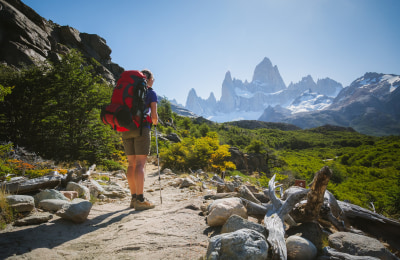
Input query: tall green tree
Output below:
<box><xmin>0</xmin><ymin>50</ymin><xmax>120</xmax><ymax>162</ymax></box>
<box><xmin>158</xmin><ymin>97</ymin><xmax>173</xmax><ymax>124</ymax></box>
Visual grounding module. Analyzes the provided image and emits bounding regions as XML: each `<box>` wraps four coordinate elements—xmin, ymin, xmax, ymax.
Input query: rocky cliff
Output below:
<box><xmin>0</xmin><ymin>0</ymin><xmax>123</xmax><ymax>83</ymax></box>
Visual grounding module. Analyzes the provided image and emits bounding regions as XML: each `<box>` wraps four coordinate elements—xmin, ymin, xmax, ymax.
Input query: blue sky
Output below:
<box><xmin>23</xmin><ymin>0</ymin><xmax>400</xmax><ymax>105</ymax></box>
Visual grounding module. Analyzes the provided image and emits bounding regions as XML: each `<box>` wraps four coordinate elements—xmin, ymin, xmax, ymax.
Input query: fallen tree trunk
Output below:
<box><xmin>1</xmin><ymin>175</ymin><xmax>64</xmax><ymax>194</ymax></box>
<box><xmin>1</xmin><ymin>164</ymin><xmax>96</xmax><ymax>195</ymax></box>
<box><xmin>263</xmin><ymin>174</ymin><xmax>309</xmax><ymax>260</ymax></box>
<box><xmin>338</xmin><ymin>200</ymin><xmax>400</xmax><ymax>252</ymax></box>
<box><xmin>290</xmin><ymin>166</ymin><xmax>332</xmax><ymax>223</ymax></box>
<box><xmin>203</xmin><ymin>192</ymin><xmax>239</xmax><ymax>200</ymax></box>
<box><xmin>303</xmin><ymin>166</ymin><xmax>332</xmax><ymax>221</ymax></box>
<box><xmin>319</xmin><ymin>246</ymin><xmax>380</xmax><ymax>260</ymax></box>
<box><xmin>240</xmin><ymin>198</ymin><xmax>273</xmax><ymax>219</ymax></box>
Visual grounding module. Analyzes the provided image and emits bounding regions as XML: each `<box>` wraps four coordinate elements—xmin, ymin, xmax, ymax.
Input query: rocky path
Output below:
<box><xmin>0</xmin><ymin>164</ymin><xmax>211</xmax><ymax>260</ymax></box>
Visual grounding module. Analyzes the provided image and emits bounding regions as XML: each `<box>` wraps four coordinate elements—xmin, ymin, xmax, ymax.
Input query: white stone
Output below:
<box><xmin>206</xmin><ymin>197</ymin><xmax>247</xmax><ymax>227</ymax></box>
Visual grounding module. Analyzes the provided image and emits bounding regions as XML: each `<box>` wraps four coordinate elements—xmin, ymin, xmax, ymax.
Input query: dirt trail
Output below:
<box><xmin>0</xmin><ymin>164</ymin><xmax>212</xmax><ymax>260</ymax></box>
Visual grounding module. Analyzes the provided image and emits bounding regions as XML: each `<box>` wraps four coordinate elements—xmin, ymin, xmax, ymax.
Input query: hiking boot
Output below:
<box><xmin>134</xmin><ymin>198</ymin><xmax>155</xmax><ymax>211</ymax></box>
<box><xmin>130</xmin><ymin>198</ymin><xmax>136</xmax><ymax>208</ymax></box>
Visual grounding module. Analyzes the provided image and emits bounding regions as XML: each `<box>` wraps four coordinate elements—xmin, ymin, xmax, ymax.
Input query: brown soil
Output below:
<box><xmin>0</xmin><ymin>164</ymin><xmax>213</xmax><ymax>260</ymax></box>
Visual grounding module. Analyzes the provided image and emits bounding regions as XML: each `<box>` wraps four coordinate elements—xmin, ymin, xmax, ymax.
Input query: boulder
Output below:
<box><xmin>286</xmin><ymin>235</ymin><xmax>317</xmax><ymax>260</ymax></box>
<box><xmin>165</xmin><ymin>133</ymin><xmax>181</xmax><ymax>143</ymax></box>
<box><xmin>329</xmin><ymin>232</ymin><xmax>398</xmax><ymax>260</ymax></box>
<box><xmin>286</xmin><ymin>222</ymin><xmax>323</xmax><ymax>249</ymax></box>
<box><xmin>221</xmin><ymin>214</ymin><xmax>267</xmax><ymax>238</ymax></box>
<box><xmin>56</xmin><ymin>199</ymin><xmax>92</xmax><ymax>223</ymax></box>
<box><xmin>6</xmin><ymin>195</ymin><xmax>35</xmax><ymax>213</ymax></box>
<box><xmin>39</xmin><ymin>199</ymin><xmax>70</xmax><ymax>212</ymax></box>
<box><xmin>34</xmin><ymin>189</ymin><xmax>69</xmax><ymax>206</ymax></box>
<box><xmin>206</xmin><ymin>228</ymin><xmax>268</xmax><ymax>260</ymax></box>
<box><xmin>207</xmin><ymin>197</ymin><xmax>247</xmax><ymax>227</ymax></box>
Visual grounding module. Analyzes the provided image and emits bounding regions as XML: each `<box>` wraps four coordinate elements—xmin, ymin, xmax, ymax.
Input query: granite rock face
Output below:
<box><xmin>0</xmin><ymin>0</ymin><xmax>123</xmax><ymax>83</ymax></box>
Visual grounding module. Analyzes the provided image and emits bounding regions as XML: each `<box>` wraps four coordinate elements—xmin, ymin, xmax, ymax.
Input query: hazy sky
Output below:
<box><xmin>23</xmin><ymin>0</ymin><xmax>400</xmax><ymax>105</ymax></box>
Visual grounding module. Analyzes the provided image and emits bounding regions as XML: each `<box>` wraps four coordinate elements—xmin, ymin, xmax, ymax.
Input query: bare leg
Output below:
<box><xmin>134</xmin><ymin>155</ymin><xmax>147</xmax><ymax>195</ymax></box>
<box><xmin>126</xmin><ymin>155</ymin><xmax>137</xmax><ymax>195</ymax></box>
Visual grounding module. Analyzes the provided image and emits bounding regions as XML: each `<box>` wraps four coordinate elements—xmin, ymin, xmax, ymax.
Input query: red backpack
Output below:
<box><xmin>101</xmin><ymin>70</ymin><xmax>150</xmax><ymax>132</ymax></box>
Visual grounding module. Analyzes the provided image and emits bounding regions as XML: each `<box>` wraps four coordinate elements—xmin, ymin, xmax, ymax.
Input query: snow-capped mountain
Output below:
<box><xmin>183</xmin><ymin>57</ymin><xmax>400</xmax><ymax>136</ymax></box>
<box><xmin>271</xmin><ymin>73</ymin><xmax>400</xmax><ymax>136</ymax></box>
<box><xmin>185</xmin><ymin>57</ymin><xmax>342</xmax><ymax>122</ymax></box>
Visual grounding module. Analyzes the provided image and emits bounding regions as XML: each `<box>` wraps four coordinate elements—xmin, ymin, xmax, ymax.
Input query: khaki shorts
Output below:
<box><xmin>122</xmin><ymin>127</ymin><xmax>151</xmax><ymax>155</ymax></box>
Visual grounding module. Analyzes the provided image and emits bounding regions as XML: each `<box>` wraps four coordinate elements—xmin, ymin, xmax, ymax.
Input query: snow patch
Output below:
<box><xmin>381</xmin><ymin>75</ymin><xmax>400</xmax><ymax>93</ymax></box>
<box><xmin>206</xmin><ymin>111</ymin><xmax>263</xmax><ymax>123</ymax></box>
<box><xmin>287</xmin><ymin>92</ymin><xmax>332</xmax><ymax>113</ymax></box>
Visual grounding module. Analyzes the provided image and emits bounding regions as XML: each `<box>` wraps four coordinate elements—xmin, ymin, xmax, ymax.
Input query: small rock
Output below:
<box><xmin>60</xmin><ymin>191</ymin><xmax>78</xmax><ymax>200</ymax></box>
<box><xmin>66</xmin><ymin>182</ymin><xmax>90</xmax><ymax>200</ymax></box>
<box><xmin>13</xmin><ymin>212</ymin><xmax>53</xmax><ymax>226</ymax></box>
<box><xmin>179</xmin><ymin>177</ymin><xmax>196</xmax><ymax>188</ymax></box>
<box><xmin>286</xmin><ymin>235</ymin><xmax>317</xmax><ymax>260</ymax></box>
<box><xmin>6</xmin><ymin>195</ymin><xmax>35</xmax><ymax>213</ymax></box>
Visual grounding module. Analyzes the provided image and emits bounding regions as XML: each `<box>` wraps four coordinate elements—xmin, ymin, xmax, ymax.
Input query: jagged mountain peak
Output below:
<box><xmin>222</xmin><ymin>71</ymin><xmax>233</xmax><ymax>85</ymax></box>
<box><xmin>188</xmin><ymin>88</ymin><xmax>198</xmax><ymax>97</ymax></box>
<box><xmin>251</xmin><ymin>57</ymin><xmax>286</xmax><ymax>92</ymax></box>
<box><xmin>207</xmin><ymin>92</ymin><xmax>217</xmax><ymax>102</ymax></box>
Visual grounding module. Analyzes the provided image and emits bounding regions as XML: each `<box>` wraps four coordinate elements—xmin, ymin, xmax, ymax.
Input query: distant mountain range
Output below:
<box><xmin>183</xmin><ymin>58</ymin><xmax>400</xmax><ymax>136</ymax></box>
<box><xmin>2</xmin><ymin>0</ymin><xmax>399</xmax><ymax>136</ymax></box>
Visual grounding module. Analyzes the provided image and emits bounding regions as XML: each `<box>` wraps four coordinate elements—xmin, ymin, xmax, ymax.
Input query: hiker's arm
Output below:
<box><xmin>150</xmin><ymin>101</ymin><xmax>158</xmax><ymax>125</ymax></box>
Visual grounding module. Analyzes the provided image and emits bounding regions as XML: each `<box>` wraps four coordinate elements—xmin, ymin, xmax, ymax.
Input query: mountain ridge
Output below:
<box><xmin>184</xmin><ymin>57</ymin><xmax>400</xmax><ymax>136</ymax></box>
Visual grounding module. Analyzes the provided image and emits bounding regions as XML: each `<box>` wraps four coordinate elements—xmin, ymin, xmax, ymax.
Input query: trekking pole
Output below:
<box><xmin>155</xmin><ymin>125</ymin><xmax>163</xmax><ymax>204</ymax></box>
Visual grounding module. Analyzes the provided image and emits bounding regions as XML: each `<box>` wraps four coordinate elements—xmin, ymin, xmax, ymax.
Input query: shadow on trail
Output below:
<box><xmin>0</xmin><ymin>207</ymin><xmax>138</xmax><ymax>259</ymax></box>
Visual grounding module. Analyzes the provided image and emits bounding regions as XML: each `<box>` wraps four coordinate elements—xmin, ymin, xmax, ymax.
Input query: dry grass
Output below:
<box><xmin>0</xmin><ymin>188</ymin><xmax>14</xmax><ymax>230</ymax></box>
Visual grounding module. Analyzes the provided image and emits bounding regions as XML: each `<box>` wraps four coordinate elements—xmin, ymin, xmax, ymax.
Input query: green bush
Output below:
<box><xmin>99</xmin><ymin>159</ymin><xmax>125</xmax><ymax>171</ymax></box>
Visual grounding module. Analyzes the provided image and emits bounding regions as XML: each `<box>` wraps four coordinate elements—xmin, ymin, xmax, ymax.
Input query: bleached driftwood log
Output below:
<box><xmin>240</xmin><ymin>198</ymin><xmax>273</xmax><ymax>219</ymax></box>
<box><xmin>238</xmin><ymin>185</ymin><xmax>261</xmax><ymax>204</ymax></box>
<box><xmin>1</xmin><ymin>164</ymin><xmax>97</xmax><ymax>194</ymax></box>
<box><xmin>1</xmin><ymin>175</ymin><xmax>63</xmax><ymax>194</ymax></box>
<box><xmin>290</xmin><ymin>166</ymin><xmax>332</xmax><ymax>223</ymax></box>
<box><xmin>338</xmin><ymin>200</ymin><xmax>400</xmax><ymax>252</ymax></box>
<box><xmin>204</xmin><ymin>192</ymin><xmax>240</xmax><ymax>200</ymax></box>
<box><xmin>263</xmin><ymin>174</ymin><xmax>309</xmax><ymax>260</ymax></box>
<box><xmin>319</xmin><ymin>247</ymin><xmax>380</xmax><ymax>260</ymax></box>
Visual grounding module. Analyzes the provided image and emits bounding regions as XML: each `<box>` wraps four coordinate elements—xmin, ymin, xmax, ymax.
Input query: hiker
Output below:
<box><xmin>122</xmin><ymin>69</ymin><xmax>158</xmax><ymax>210</ymax></box>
